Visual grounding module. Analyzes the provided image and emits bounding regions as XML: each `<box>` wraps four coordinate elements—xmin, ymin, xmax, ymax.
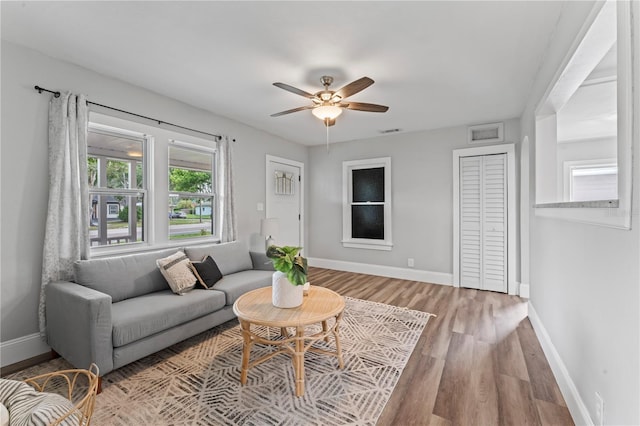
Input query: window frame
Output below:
<box><xmin>533</xmin><ymin>0</ymin><xmax>635</xmax><ymax>229</ymax></box>
<box><xmin>167</xmin><ymin>139</ymin><xmax>217</xmax><ymax>243</ymax></box>
<box><xmin>87</xmin><ymin>122</ymin><xmax>150</xmax><ymax>251</ymax></box>
<box><xmin>342</xmin><ymin>157</ymin><xmax>393</xmax><ymax>251</ymax></box>
<box><xmin>562</xmin><ymin>158</ymin><xmax>618</xmax><ymax>202</ymax></box>
<box><xmin>87</xmin><ymin>111</ymin><xmax>221</xmax><ymax>256</ymax></box>
<box><xmin>107</xmin><ymin>204</ymin><xmax>120</xmax><ymax>216</ymax></box>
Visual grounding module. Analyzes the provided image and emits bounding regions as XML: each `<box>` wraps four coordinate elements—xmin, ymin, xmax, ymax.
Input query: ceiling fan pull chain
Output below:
<box><xmin>326</xmin><ymin>120</ymin><xmax>330</xmax><ymax>152</ymax></box>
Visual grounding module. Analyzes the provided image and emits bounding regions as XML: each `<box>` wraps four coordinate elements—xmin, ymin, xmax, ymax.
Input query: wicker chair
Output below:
<box><xmin>22</xmin><ymin>364</ymin><xmax>99</xmax><ymax>426</ymax></box>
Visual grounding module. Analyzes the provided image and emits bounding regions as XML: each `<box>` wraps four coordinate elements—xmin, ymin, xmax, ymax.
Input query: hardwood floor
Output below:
<box><xmin>309</xmin><ymin>267</ymin><xmax>574</xmax><ymax>426</ymax></box>
<box><xmin>3</xmin><ymin>267</ymin><xmax>573</xmax><ymax>425</ymax></box>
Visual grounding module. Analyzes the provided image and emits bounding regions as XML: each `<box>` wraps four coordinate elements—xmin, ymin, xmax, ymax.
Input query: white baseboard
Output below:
<box><xmin>308</xmin><ymin>257</ymin><xmax>453</xmax><ymax>286</ymax></box>
<box><xmin>1</xmin><ymin>333</ymin><xmax>50</xmax><ymax>368</ymax></box>
<box><xmin>519</xmin><ymin>282</ymin><xmax>530</xmax><ymax>299</ymax></box>
<box><xmin>528</xmin><ymin>302</ymin><xmax>592</xmax><ymax>426</ymax></box>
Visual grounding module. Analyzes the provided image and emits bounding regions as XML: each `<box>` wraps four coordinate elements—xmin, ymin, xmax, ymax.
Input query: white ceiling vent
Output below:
<box><xmin>468</xmin><ymin>122</ymin><xmax>504</xmax><ymax>144</ymax></box>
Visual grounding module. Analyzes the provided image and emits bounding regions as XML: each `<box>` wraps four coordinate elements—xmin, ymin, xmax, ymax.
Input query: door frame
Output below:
<box><xmin>452</xmin><ymin>144</ymin><xmax>516</xmax><ymax>295</ymax></box>
<box><xmin>265</xmin><ymin>155</ymin><xmax>305</xmax><ymax>253</ymax></box>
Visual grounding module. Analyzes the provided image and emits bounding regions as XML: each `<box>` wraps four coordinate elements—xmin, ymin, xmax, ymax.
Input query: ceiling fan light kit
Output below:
<box><xmin>271</xmin><ymin>75</ymin><xmax>389</xmax><ymax>127</ymax></box>
<box><xmin>312</xmin><ymin>104</ymin><xmax>342</xmax><ymax>120</ymax></box>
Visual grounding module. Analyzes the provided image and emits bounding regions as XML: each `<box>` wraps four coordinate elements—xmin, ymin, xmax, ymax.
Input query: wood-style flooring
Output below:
<box><xmin>309</xmin><ymin>267</ymin><xmax>574</xmax><ymax>426</ymax></box>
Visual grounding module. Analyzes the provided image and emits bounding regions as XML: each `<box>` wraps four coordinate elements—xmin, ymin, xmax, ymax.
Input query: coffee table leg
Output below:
<box><xmin>322</xmin><ymin>320</ymin><xmax>330</xmax><ymax>343</ymax></box>
<box><xmin>334</xmin><ymin>312</ymin><xmax>345</xmax><ymax>369</ymax></box>
<box><xmin>240</xmin><ymin>320</ymin><xmax>252</xmax><ymax>385</ymax></box>
<box><xmin>294</xmin><ymin>326</ymin><xmax>305</xmax><ymax>397</ymax></box>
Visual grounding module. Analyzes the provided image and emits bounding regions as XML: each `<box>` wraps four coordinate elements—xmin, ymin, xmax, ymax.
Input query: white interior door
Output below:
<box><xmin>459</xmin><ymin>153</ymin><xmax>507</xmax><ymax>293</ymax></box>
<box><xmin>460</xmin><ymin>156</ymin><xmax>482</xmax><ymax>289</ymax></box>
<box><xmin>266</xmin><ymin>156</ymin><xmax>303</xmax><ymax>249</ymax></box>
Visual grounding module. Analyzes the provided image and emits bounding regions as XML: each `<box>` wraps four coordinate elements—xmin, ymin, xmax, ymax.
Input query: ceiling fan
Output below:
<box><xmin>271</xmin><ymin>76</ymin><xmax>389</xmax><ymax>126</ymax></box>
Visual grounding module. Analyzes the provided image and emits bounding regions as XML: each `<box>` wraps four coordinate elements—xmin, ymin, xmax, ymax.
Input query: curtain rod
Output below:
<box><xmin>34</xmin><ymin>85</ymin><xmax>222</xmax><ymax>141</ymax></box>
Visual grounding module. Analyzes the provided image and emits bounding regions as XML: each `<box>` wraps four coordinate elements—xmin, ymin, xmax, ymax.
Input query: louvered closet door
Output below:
<box><xmin>459</xmin><ymin>154</ymin><xmax>507</xmax><ymax>293</ymax></box>
<box><xmin>460</xmin><ymin>156</ymin><xmax>482</xmax><ymax>288</ymax></box>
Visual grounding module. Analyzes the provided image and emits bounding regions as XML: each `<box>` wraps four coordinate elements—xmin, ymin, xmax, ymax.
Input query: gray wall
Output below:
<box><xmin>0</xmin><ymin>41</ymin><xmax>308</xmax><ymax>345</ymax></box>
<box><xmin>307</xmin><ymin>118</ymin><xmax>521</xmax><ymax>278</ymax></box>
<box><xmin>521</xmin><ymin>1</ymin><xmax>640</xmax><ymax>424</ymax></box>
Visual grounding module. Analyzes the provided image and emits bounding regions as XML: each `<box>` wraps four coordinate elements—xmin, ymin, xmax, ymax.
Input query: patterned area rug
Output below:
<box><xmin>10</xmin><ymin>297</ymin><xmax>433</xmax><ymax>425</ymax></box>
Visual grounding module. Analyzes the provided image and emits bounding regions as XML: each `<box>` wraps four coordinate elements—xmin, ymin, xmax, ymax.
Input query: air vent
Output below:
<box><xmin>380</xmin><ymin>128</ymin><xmax>401</xmax><ymax>134</ymax></box>
<box><xmin>468</xmin><ymin>122</ymin><xmax>504</xmax><ymax>144</ymax></box>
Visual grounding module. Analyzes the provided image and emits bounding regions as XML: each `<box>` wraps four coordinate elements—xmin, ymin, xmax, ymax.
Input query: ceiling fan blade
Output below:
<box><xmin>273</xmin><ymin>82</ymin><xmax>316</xmax><ymax>99</ymax></box>
<box><xmin>333</xmin><ymin>77</ymin><xmax>374</xmax><ymax>100</ymax></box>
<box><xmin>342</xmin><ymin>102</ymin><xmax>389</xmax><ymax>113</ymax></box>
<box><xmin>270</xmin><ymin>105</ymin><xmax>314</xmax><ymax>117</ymax></box>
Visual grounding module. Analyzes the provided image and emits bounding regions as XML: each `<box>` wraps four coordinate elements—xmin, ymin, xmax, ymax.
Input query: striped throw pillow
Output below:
<box><xmin>0</xmin><ymin>379</ymin><xmax>77</xmax><ymax>426</ymax></box>
<box><xmin>156</xmin><ymin>251</ymin><xmax>197</xmax><ymax>295</ymax></box>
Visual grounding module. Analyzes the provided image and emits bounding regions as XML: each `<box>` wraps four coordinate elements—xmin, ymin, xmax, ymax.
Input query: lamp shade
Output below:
<box><xmin>260</xmin><ymin>218</ymin><xmax>279</xmax><ymax>238</ymax></box>
<box><xmin>312</xmin><ymin>105</ymin><xmax>343</xmax><ymax>120</ymax></box>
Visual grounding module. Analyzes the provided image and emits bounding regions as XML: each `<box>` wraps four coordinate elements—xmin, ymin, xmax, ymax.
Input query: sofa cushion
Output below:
<box><xmin>74</xmin><ymin>248</ymin><xmax>180</xmax><ymax>303</ymax></box>
<box><xmin>156</xmin><ymin>250</ymin><xmax>197</xmax><ymax>295</ymax></box>
<box><xmin>212</xmin><ymin>270</ymin><xmax>273</xmax><ymax>305</ymax></box>
<box><xmin>184</xmin><ymin>241</ymin><xmax>253</xmax><ymax>275</ymax></box>
<box><xmin>111</xmin><ymin>289</ymin><xmax>226</xmax><ymax>347</ymax></box>
<box><xmin>189</xmin><ymin>256</ymin><xmax>223</xmax><ymax>289</ymax></box>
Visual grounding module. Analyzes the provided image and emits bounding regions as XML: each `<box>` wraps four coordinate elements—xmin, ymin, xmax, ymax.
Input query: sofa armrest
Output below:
<box><xmin>46</xmin><ymin>281</ymin><xmax>114</xmax><ymax>375</ymax></box>
<box><xmin>250</xmin><ymin>251</ymin><xmax>275</xmax><ymax>271</ymax></box>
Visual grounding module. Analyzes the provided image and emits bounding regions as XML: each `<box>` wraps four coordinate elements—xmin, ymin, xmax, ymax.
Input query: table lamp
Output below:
<box><xmin>260</xmin><ymin>218</ymin><xmax>279</xmax><ymax>251</ymax></box>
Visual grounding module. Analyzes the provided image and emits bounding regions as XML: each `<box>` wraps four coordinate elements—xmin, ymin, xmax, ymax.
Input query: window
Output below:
<box><xmin>88</xmin><ymin>112</ymin><xmax>220</xmax><ymax>252</ymax></box>
<box><xmin>88</xmin><ymin>123</ymin><xmax>147</xmax><ymax>247</ymax></box>
<box><xmin>563</xmin><ymin>160</ymin><xmax>617</xmax><ymax>202</ymax></box>
<box><xmin>534</xmin><ymin>0</ymin><xmax>635</xmax><ymax>228</ymax></box>
<box><xmin>342</xmin><ymin>157</ymin><xmax>392</xmax><ymax>250</ymax></box>
<box><xmin>168</xmin><ymin>141</ymin><xmax>215</xmax><ymax>241</ymax></box>
<box><xmin>351</xmin><ymin>167</ymin><xmax>385</xmax><ymax>239</ymax></box>
<box><xmin>107</xmin><ymin>204</ymin><xmax>120</xmax><ymax>216</ymax></box>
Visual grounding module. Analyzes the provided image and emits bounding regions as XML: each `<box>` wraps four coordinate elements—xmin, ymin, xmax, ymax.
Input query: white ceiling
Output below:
<box><xmin>557</xmin><ymin>80</ymin><xmax>617</xmax><ymax>143</ymax></box>
<box><xmin>557</xmin><ymin>42</ymin><xmax>617</xmax><ymax>143</ymax></box>
<box><xmin>1</xmin><ymin>1</ymin><xmax>567</xmax><ymax>146</ymax></box>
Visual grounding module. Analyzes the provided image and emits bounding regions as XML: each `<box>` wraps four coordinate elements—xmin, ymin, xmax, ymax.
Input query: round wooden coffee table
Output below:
<box><xmin>233</xmin><ymin>286</ymin><xmax>345</xmax><ymax>397</ymax></box>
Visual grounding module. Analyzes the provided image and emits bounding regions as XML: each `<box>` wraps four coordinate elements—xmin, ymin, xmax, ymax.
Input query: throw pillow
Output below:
<box><xmin>189</xmin><ymin>256</ymin><xmax>223</xmax><ymax>289</ymax></box>
<box><xmin>156</xmin><ymin>251</ymin><xmax>197</xmax><ymax>295</ymax></box>
<box><xmin>0</xmin><ymin>379</ymin><xmax>77</xmax><ymax>426</ymax></box>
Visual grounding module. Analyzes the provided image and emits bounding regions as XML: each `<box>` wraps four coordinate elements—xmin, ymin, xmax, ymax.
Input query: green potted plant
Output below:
<box><xmin>266</xmin><ymin>245</ymin><xmax>308</xmax><ymax>308</ymax></box>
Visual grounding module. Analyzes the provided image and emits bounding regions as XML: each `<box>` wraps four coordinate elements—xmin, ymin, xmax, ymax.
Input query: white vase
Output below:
<box><xmin>272</xmin><ymin>271</ymin><xmax>303</xmax><ymax>308</ymax></box>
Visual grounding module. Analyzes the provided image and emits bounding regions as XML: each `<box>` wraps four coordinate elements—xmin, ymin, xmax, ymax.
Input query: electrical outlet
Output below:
<box><xmin>595</xmin><ymin>392</ymin><xmax>604</xmax><ymax>426</ymax></box>
<box><xmin>407</xmin><ymin>258</ymin><xmax>415</xmax><ymax>268</ymax></box>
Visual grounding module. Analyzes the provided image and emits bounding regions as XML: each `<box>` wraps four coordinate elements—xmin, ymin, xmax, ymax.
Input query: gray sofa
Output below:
<box><xmin>45</xmin><ymin>241</ymin><xmax>273</xmax><ymax>378</ymax></box>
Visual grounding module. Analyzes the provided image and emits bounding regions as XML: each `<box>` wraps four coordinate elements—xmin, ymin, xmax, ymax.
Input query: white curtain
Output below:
<box><xmin>39</xmin><ymin>93</ymin><xmax>90</xmax><ymax>337</ymax></box>
<box><xmin>217</xmin><ymin>136</ymin><xmax>237</xmax><ymax>242</ymax></box>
